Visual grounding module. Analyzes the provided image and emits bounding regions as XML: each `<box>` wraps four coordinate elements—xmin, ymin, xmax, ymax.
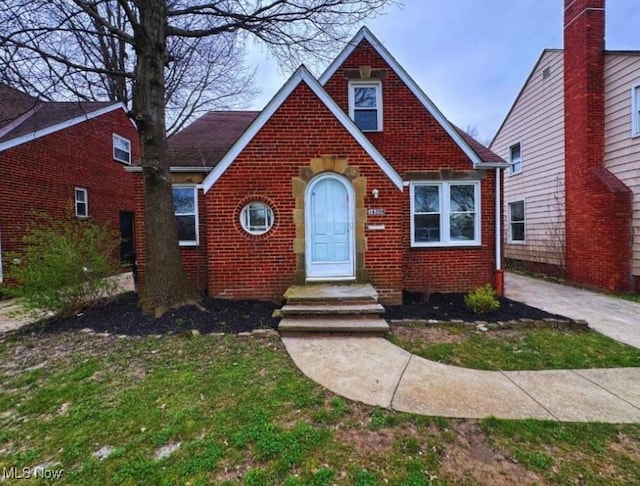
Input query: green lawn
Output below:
<box><xmin>388</xmin><ymin>326</ymin><xmax>640</xmax><ymax>370</ymax></box>
<box><xmin>1</xmin><ymin>330</ymin><xmax>640</xmax><ymax>485</ymax></box>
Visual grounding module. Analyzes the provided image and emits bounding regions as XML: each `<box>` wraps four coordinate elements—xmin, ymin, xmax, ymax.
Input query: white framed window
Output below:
<box><xmin>240</xmin><ymin>202</ymin><xmax>274</xmax><ymax>235</ymax></box>
<box><xmin>410</xmin><ymin>181</ymin><xmax>481</xmax><ymax>247</ymax></box>
<box><xmin>348</xmin><ymin>81</ymin><xmax>382</xmax><ymax>132</ymax></box>
<box><xmin>508</xmin><ymin>200</ymin><xmax>525</xmax><ymax>243</ymax></box>
<box><xmin>172</xmin><ymin>186</ymin><xmax>198</xmax><ymax>246</ymax></box>
<box><xmin>75</xmin><ymin>187</ymin><xmax>88</xmax><ymax>218</ymax></box>
<box><xmin>113</xmin><ymin>133</ymin><xmax>131</xmax><ymax>164</ymax></box>
<box><xmin>632</xmin><ymin>83</ymin><xmax>640</xmax><ymax>137</ymax></box>
<box><xmin>509</xmin><ymin>142</ymin><xmax>522</xmax><ymax>175</ymax></box>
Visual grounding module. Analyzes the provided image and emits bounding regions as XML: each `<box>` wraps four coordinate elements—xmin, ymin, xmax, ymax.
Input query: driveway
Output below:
<box><xmin>505</xmin><ymin>272</ymin><xmax>640</xmax><ymax>349</ymax></box>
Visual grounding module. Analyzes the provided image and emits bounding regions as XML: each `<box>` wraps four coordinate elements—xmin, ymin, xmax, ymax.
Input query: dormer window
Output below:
<box><xmin>349</xmin><ymin>81</ymin><xmax>382</xmax><ymax>131</ymax></box>
<box><xmin>113</xmin><ymin>134</ymin><xmax>131</xmax><ymax>164</ymax></box>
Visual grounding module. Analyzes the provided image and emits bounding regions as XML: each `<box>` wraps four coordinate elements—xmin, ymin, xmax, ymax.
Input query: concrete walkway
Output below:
<box><xmin>283</xmin><ymin>335</ymin><xmax>640</xmax><ymax>423</ymax></box>
<box><xmin>505</xmin><ymin>272</ymin><xmax>640</xmax><ymax>349</ymax></box>
<box><xmin>283</xmin><ymin>273</ymin><xmax>640</xmax><ymax>423</ymax></box>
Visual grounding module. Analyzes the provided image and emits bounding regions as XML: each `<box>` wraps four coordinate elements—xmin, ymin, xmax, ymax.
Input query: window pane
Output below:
<box><xmin>511</xmin><ymin>222</ymin><xmax>525</xmax><ymax>241</ymax></box>
<box><xmin>510</xmin><ymin>143</ymin><xmax>521</xmax><ymax>160</ymax></box>
<box><xmin>414</xmin><ymin>186</ymin><xmax>439</xmax><ymax>213</ymax></box>
<box><xmin>76</xmin><ymin>202</ymin><xmax>87</xmax><ymax>217</ymax></box>
<box><xmin>354</xmin><ymin>110</ymin><xmax>378</xmax><ymax>131</ymax></box>
<box><xmin>450</xmin><ymin>213</ymin><xmax>475</xmax><ymax>241</ymax></box>
<box><xmin>354</xmin><ymin>87</ymin><xmax>377</xmax><ymax>108</ymax></box>
<box><xmin>510</xmin><ymin>201</ymin><xmax>524</xmax><ymax>222</ymax></box>
<box><xmin>414</xmin><ymin>214</ymin><xmax>440</xmax><ymax>242</ymax></box>
<box><xmin>176</xmin><ymin>215</ymin><xmax>196</xmax><ymax>241</ymax></box>
<box><xmin>75</xmin><ymin>189</ymin><xmax>86</xmax><ymax>203</ymax></box>
<box><xmin>450</xmin><ymin>185</ymin><xmax>475</xmax><ymax>212</ymax></box>
<box><xmin>173</xmin><ymin>188</ymin><xmax>195</xmax><ymax>214</ymax></box>
<box><xmin>249</xmin><ymin>204</ymin><xmax>267</xmax><ymax>229</ymax></box>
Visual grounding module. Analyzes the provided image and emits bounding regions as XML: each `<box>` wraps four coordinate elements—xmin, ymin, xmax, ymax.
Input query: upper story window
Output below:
<box><xmin>172</xmin><ymin>186</ymin><xmax>198</xmax><ymax>246</ymax></box>
<box><xmin>509</xmin><ymin>142</ymin><xmax>522</xmax><ymax>175</ymax></box>
<box><xmin>349</xmin><ymin>81</ymin><xmax>382</xmax><ymax>132</ymax></box>
<box><xmin>632</xmin><ymin>83</ymin><xmax>640</xmax><ymax>137</ymax></box>
<box><xmin>508</xmin><ymin>200</ymin><xmax>525</xmax><ymax>243</ymax></box>
<box><xmin>113</xmin><ymin>134</ymin><xmax>131</xmax><ymax>164</ymax></box>
<box><xmin>75</xmin><ymin>187</ymin><xmax>88</xmax><ymax>218</ymax></box>
<box><xmin>410</xmin><ymin>181</ymin><xmax>481</xmax><ymax>247</ymax></box>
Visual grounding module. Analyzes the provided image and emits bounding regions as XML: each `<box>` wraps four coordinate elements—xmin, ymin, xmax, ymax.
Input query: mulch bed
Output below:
<box><xmin>384</xmin><ymin>290</ymin><xmax>568</xmax><ymax>323</ymax></box>
<box><xmin>21</xmin><ymin>292</ymin><xmax>280</xmax><ymax>337</ymax></box>
<box><xmin>15</xmin><ymin>289</ymin><xmax>568</xmax><ymax>337</ymax></box>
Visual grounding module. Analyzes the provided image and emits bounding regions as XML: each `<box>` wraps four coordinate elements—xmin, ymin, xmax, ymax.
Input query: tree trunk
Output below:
<box><xmin>133</xmin><ymin>0</ymin><xmax>200</xmax><ymax>316</ymax></box>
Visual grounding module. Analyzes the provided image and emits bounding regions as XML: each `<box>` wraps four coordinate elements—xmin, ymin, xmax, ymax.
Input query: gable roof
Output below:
<box><xmin>0</xmin><ymin>84</ymin><xmax>131</xmax><ymax>153</ymax></box>
<box><xmin>201</xmin><ymin>65</ymin><xmax>404</xmax><ymax>193</ymax></box>
<box><xmin>167</xmin><ymin>111</ymin><xmax>260</xmax><ymax>168</ymax></box>
<box><xmin>490</xmin><ymin>48</ymin><xmax>640</xmax><ymax>147</ymax></box>
<box><xmin>0</xmin><ymin>84</ymin><xmax>39</xmax><ymax>133</ymax></box>
<box><xmin>319</xmin><ymin>27</ymin><xmax>508</xmax><ymax>169</ymax></box>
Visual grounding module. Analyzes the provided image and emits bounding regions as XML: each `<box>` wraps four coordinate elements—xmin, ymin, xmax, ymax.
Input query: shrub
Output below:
<box><xmin>464</xmin><ymin>284</ymin><xmax>500</xmax><ymax>314</ymax></box>
<box><xmin>5</xmin><ymin>209</ymin><xmax>121</xmax><ymax>318</ymax></box>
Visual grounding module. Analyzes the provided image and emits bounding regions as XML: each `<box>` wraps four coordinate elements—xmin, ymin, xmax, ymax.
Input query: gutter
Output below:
<box><xmin>124</xmin><ymin>166</ymin><xmax>213</xmax><ymax>173</ymax></box>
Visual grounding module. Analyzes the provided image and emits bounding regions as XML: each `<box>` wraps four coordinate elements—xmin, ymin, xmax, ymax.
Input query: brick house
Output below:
<box><xmin>130</xmin><ymin>28</ymin><xmax>508</xmax><ymax>305</ymax></box>
<box><xmin>0</xmin><ymin>85</ymin><xmax>139</xmax><ymax>284</ymax></box>
<box><xmin>491</xmin><ymin>0</ymin><xmax>640</xmax><ymax>293</ymax></box>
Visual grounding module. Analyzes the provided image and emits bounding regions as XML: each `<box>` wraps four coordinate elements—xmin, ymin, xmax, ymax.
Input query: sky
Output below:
<box><xmin>245</xmin><ymin>0</ymin><xmax>640</xmax><ymax>143</ymax></box>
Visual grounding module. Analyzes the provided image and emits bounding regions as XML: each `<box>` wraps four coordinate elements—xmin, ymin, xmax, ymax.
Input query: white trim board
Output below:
<box><xmin>0</xmin><ymin>102</ymin><xmax>132</xmax><ymax>153</ymax></box>
<box><xmin>319</xmin><ymin>27</ymin><xmax>486</xmax><ymax>168</ymax></box>
<box><xmin>201</xmin><ymin>65</ymin><xmax>403</xmax><ymax>193</ymax></box>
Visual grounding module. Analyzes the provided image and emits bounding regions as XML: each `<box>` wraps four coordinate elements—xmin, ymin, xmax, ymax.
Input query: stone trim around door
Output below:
<box><xmin>292</xmin><ymin>155</ymin><xmax>368</xmax><ymax>284</ymax></box>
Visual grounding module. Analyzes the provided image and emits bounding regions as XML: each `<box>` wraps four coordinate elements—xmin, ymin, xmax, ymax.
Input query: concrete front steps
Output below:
<box><xmin>278</xmin><ymin>283</ymin><xmax>389</xmax><ymax>336</ymax></box>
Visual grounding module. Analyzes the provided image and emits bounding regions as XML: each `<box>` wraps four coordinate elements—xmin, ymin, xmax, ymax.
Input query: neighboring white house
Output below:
<box><xmin>491</xmin><ymin>0</ymin><xmax>640</xmax><ymax>293</ymax></box>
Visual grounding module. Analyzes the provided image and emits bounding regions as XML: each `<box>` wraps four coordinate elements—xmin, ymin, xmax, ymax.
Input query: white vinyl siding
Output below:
<box><xmin>603</xmin><ymin>53</ymin><xmax>640</xmax><ymax>279</ymax></box>
<box><xmin>491</xmin><ymin>50</ymin><xmax>566</xmax><ymax>267</ymax></box>
<box><xmin>632</xmin><ymin>83</ymin><xmax>640</xmax><ymax>137</ymax></box>
<box><xmin>410</xmin><ymin>181</ymin><xmax>480</xmax><ymax>247</ymax></box>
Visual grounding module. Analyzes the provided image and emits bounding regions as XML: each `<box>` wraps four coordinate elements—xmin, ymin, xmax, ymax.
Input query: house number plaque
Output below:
<box><xmin>367</xmin><ymin>208</ymin><xmax>386</xmax><ymax>216</ymax></box>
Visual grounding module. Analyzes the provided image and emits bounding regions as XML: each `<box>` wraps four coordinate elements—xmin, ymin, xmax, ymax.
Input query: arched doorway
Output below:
<box><xmin>305</xmin><ymin>173</ymin><xmax>355</xmax><ymax>280</ymax></box>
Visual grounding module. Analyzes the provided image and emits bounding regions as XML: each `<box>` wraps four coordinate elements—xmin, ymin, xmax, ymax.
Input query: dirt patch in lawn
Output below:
<box><xmin>439</xmin><ymin>422</ymin><xmax>547</xmax><ymax>485</ymax></box>
<box><xmin>391</xmin><ymin>325</ymin><xmax>468</xmax><ymax>344</ymax></box>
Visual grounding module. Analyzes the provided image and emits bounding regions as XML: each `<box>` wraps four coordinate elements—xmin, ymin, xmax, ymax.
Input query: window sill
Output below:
<box><xmin>507</xmin><ymin>240</ymin><xmax>526</xmax><ymax>245</ymax></box>
<box><xmin>411</xmin><ymin>242</ymin><xmax>482</xmax><ymax>249</ymax></box>
<box><xmin>179</xmin><ymin>242</ymin><xmax>199</xmax><ymax>247</ymax></box>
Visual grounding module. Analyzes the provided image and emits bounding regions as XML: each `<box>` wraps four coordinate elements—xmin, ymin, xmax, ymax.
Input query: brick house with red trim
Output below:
<box><xmin>0</xmin><ymin>85</ymin><xmax>140</xmax><ymax>284</ymax></box>
<box><xmin>130</xmin><ymin>28</ymin><xmax>508</xmax><ymax>304</ymax></box>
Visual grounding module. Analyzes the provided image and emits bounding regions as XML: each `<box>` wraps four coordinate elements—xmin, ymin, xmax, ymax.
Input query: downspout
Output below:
<box><xmin>494</xmin><ymin>168</ymin><xmax>504</xmax><ymax>295</ymax></box>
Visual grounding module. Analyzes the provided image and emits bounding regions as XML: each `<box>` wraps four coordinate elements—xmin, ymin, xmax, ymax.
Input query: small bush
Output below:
<box><xmin>464</xmin><ymin>284</ymin><xmax>500</xmax><ymax>314</ymax></box>
<box><xmin>5</xmin><ymin>209</ymin><xmax>121</xmax><ymax>318</ymax></box>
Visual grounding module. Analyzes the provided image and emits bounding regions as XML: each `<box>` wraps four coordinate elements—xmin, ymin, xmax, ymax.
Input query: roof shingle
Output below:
<box><xmin>167</xmin><ymin>111</ymin><xmax>260</xmax><ymax>168</ymax></box>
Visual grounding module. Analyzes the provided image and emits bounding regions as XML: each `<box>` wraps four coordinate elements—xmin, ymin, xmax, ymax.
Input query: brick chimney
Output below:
<box><xmin>563</xmin><ymin>0</ymin><xmax>633</xmax><ymax>292</ymax></box>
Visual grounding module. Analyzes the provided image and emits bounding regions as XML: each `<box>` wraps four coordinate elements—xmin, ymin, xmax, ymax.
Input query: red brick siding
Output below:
<box><xmin>133</xmin><ymin>181</ymin><xmax>208</xmax><ymax>293</ymax></box>
<box><xmin>133</xmin><ymin>40</ymin><xmax>500</xmax><ymax>301</ymax></box>
<box><xmin>563</xmin><ymin>0</ymin><xmax>633</xmax><ymax>292</ymax></box>
<box><xmin>206</xmin><ymin>82</ymin><xmax>405</xmax><ymax>302</ymax></box>
<box><xmin>0</xmin><ymin>109</ymin><xmax>139</xmax><ymax>276</ymax></box>
<box><xmin>324</xmin><ymin>39</ymin><xmax>497</xmax><ymax>293</ymax></box>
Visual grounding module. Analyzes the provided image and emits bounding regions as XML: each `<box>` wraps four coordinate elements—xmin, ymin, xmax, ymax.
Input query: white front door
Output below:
<box><xmin>305</xmin><ymin>174</ymin><xmax>355</xmax><ymax>280</ymax></box>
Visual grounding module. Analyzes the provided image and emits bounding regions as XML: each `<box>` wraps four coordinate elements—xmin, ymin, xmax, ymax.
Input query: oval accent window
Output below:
<box><xmin>240</xmin><ymin>202</ymin><xmax>274</xmax><ymax>235</ymax></box>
